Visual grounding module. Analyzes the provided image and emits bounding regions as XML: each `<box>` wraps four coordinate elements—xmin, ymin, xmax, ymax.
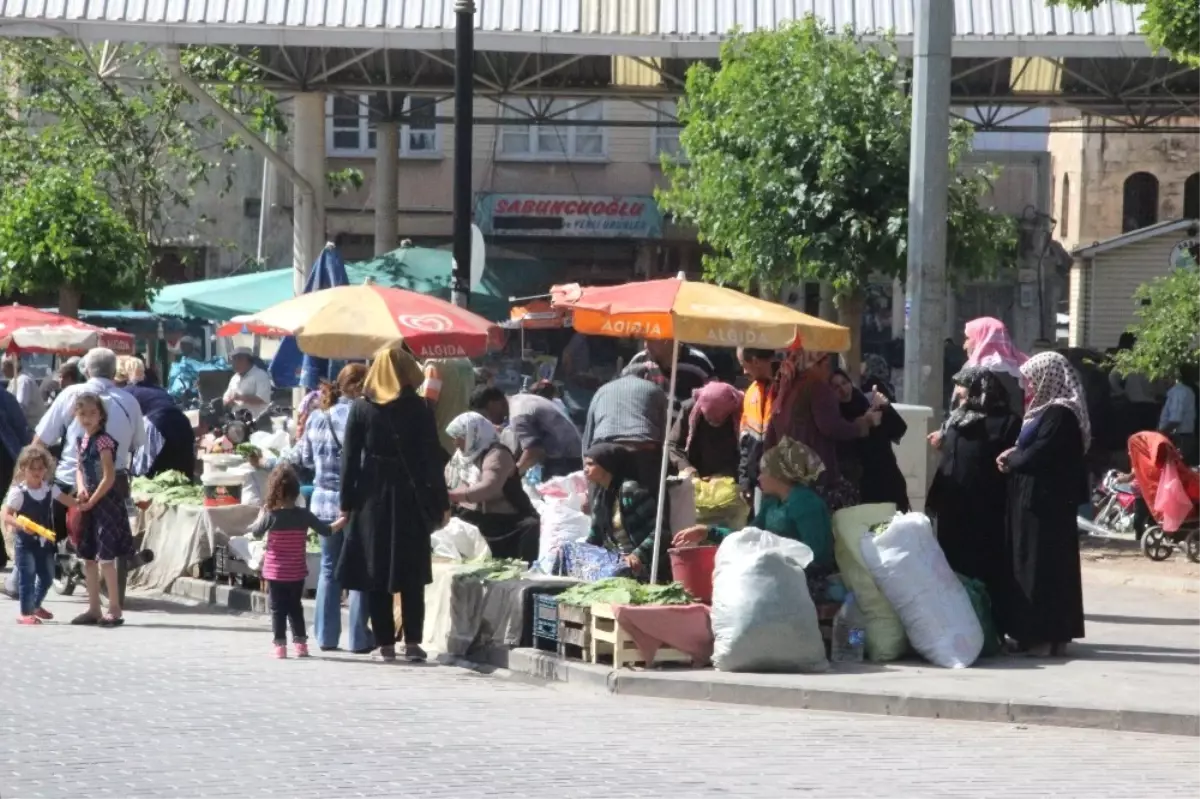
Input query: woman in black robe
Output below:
<box><xmin>926</xmin><ymin>366</ymin><xmax>1020</xmax><ymax>596</ymax></box>
<box><xmin>337</xmin><ymin>346</ymin><xmax>449</xmax><ymax>663</ymax></box>
<box><xmin>997</xmin><ymin>352</ymin><xmax>1090</xmax><ymax>657</ymax></box>
<box><xmin>830</xmin><ymin>369</ymin><xmax>910</xmax><ymax>511</ymax></box>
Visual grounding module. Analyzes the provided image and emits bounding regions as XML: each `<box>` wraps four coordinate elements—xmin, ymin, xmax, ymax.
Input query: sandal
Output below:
<box><xmin>98</xmin><ymin>614</ymin><xmax>125</xmax><ymax>628</ymax></box>
<box><xmin>70</xmin><ymin>613</ymin><xmax>101</xmax><ymax>626</ymax></box>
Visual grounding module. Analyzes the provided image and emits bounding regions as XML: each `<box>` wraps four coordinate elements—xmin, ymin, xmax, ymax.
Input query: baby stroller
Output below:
<box><xmin>1128</xmin><ymin>432</ymin><xmax>1200</xmax><ymax>563</ymax></box>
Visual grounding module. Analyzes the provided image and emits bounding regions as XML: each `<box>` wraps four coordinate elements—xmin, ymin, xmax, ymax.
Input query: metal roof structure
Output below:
<box><xmin>0</xmin><ymin>0</ymin><xmax>1155</xmax><ymax>57</ymax></box>
<box><xmin>1</xmin><ymin>1</ymin><xmax>1195</xmax><ymax>131</ymax></box>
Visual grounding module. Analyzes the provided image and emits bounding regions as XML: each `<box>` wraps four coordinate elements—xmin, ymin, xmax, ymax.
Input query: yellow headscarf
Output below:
<box><xmin>760</xmin><ymin>437</ymin><xmax>825</xmax><ymax>486</ymax></box>
<box><xmin>364</xmin><ymin>345</ymin><xmax>425</xmax><ymax>404</ymax></box>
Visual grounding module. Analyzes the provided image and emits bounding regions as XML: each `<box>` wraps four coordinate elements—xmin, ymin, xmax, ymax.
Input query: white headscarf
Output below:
<box><xmin>445</xmin><ymin>411</ymin><xmax>498</xmax><ymax>462</ymax></box>
<box><xmin>1020</xmin><ymin>351</ymin><xmax>1091</xmax><ymax>450</ymax></box>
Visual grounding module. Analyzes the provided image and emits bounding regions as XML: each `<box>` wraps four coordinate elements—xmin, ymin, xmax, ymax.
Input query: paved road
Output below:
<box><xmin>2</xmin><ymin>591</ymin><xmax>1197</xmax><ymax>799</ymax></box>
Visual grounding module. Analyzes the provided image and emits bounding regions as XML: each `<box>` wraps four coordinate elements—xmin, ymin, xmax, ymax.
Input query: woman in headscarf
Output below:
<box><xmin>673</xmin><ymin>437</ymin><xmax>834</xmax><ymax>572</ymax></box>
<box><xmin>445</xmin><ymin>411</ymin><xmax>539</xmax><ymax>561</ymax></box>
<box><xmin>337</xmin><ymin>345</ymin><xmax>449</xmax><ymax>663</ymax></box>
<box><xmin>930</xmin><ymin>317</ymin><xmax>1028</xmax><ymax>450</ymax></box>
<box><xmin>670</xmin><ymin>381</ymin><xmax>743</xmax><ymax>479</ymax></box>
<box><xmin>583</xmin><ymin>442</ymin><xmax>670</xmax><ymax>583</ymax></box>
<box><xmin>996</xmin><ymin>351</ymin><xmax>1090</xmax><ymax>657</ymax></box>
<box><xmin>830</xmin><ymin>369</ymin><xmax>910</xmax><ymax>511</ymax></box>
<box><xmin>860</xmin><ymin>353</ymin><xmax>895</xmax><ymax>401</ymax></box>
<box><xmin>926</xmin><ymin>366</ymin><xmax>1021</xmax><ymax>598</ymax></box>
<box><xmin>767</xmin><ymin>350</ymin><xmax>876</xmax><ymax>511</ymax></box>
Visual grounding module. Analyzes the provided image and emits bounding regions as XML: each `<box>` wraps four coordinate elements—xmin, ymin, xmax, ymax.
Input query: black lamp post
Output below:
<box><xmin>451</xmin><ymin>0</ymin><xmax>476</xmax><ymax>309</ymax></box>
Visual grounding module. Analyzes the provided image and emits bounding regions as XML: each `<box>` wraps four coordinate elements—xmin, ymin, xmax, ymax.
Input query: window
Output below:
<box><xmin>650</xmin><ymin>101</ymin><xmax>682</xmax><ymax>161</ymax></box>
<box><xmin>1122</xmin><ymin>172</ymin><xmax>1159</xmax><ymax>232</ymax></box>
<box><xmin>498</xmin><ymin>98</ymin><xmax>606</xmax><ymax>160</ymax></box>
<box><xmin>1184</xmin><ymin>173</ymin><xmax>1199</xmax><ymax>221</ymax></box>
<box><xmin>1058</xmin><ymin>174</ymin><xmax>1070</xmax><ymax>238</ymax></box>
<box><xmin>325</xmin><ymin>95</ymin><xmax>441</xmax><ymax>157</ymax></box>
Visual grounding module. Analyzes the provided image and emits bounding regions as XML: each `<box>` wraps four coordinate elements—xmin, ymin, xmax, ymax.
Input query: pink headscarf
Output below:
<box><xmin>964</xmin><ymin>317</ymin><xmax>1027</xmax><ymax>380</ymax></box>
<box><xmin>688</xmin><ymin>381</ymin><xmax>744</xmax><ymax>450</ymax></box>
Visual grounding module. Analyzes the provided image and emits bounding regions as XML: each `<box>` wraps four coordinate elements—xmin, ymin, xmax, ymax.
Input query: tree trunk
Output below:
<box><xmin>836</xmin><ymin>288</ymin><xmax>866</xmax><ymax>378</ymax></box>
<box><xmin>58</xmin><ymin>285</ymin><xmax>82</xmax><ymax>319</ymax></box>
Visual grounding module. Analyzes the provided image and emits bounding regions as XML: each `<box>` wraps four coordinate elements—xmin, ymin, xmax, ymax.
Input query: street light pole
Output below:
<box><xmin>902</xmin><ymin>0</ymin><xmax>954</xmax><ymax>412</ymax></box>
<box><xmin>452</xmin><ymin>0</ymin><xmax>476</xmax><ymax>309</ymax></box>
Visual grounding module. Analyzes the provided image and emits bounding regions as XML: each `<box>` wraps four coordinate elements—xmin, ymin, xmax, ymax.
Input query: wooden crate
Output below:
<box><xmin>556</xmin><ymin>602</ymin><xmax>592</xmax><ymax>661</ymax></box>
<box><xmin>589</xmin><ymin>603</ymin><xmax>693</xmax><ymax>669</ymax></box>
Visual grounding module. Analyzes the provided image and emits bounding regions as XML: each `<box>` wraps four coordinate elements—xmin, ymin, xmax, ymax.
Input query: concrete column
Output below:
<box><xmin>944</xmin><ymin>282</ymin><xmax>957</xmax><ymax>341</ymax></box>
<box><xmin>374</xmin><ymin>122</ymin><xmax>400</xmax><ymax>256</ymax></box>
<box><xmin>292</xmin><ymin>92</ymin><xmax>327</xmax><ymax>293</ymax></box>
<box><xmin>901</xmin><ymin>0</ymin><xmax>953</xmax><ymax>412</ymax></box>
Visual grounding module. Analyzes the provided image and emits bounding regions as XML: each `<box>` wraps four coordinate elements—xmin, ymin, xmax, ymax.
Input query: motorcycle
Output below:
<box><xmin>1077</xmin><ymin>470</ymin><xmax>1143</xmax><ymax>539</ymax></box>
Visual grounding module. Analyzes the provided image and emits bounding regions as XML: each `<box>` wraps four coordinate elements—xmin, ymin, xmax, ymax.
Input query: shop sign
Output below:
<box><xmin>475</xmin><ymin>193</ymin><xmax>663</xmax><ymax>239</ymax></box>
<box><xmin>1169</xmin><ymin>237</ymin><xmax>1198</xmax><ymax>268</ymax></box>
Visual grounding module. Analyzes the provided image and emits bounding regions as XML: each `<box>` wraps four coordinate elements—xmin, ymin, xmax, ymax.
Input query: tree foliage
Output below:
<box><xmin>1112</xmin><ymin>263</ymin><xmax>1200</xmax><ymax>382</ymax></box>
<box><xmin>656</xmin><ymin>17</ymin><xmax>1017</xmax><ymax>306</ymax></box>
<box><xmin>1048</xmin><ymin>0</ymin><xmax>1199</xmax><ymax>65</ymax></box>
<box><xmin>0</xmin><ymin>167</ymin><xmax>150</xmax><ymax>308</ymax></box>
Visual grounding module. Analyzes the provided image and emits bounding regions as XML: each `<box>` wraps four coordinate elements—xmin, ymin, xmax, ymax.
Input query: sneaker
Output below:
<box><xmin>273</xmin><ymin>644</ymin><xmax>287</xmax><ymax>659</ymax></box>
<box><xmin>294</xmin><ymin>642</ymin><xmax>310</xmax><ymax>658</ymax></box>
<box><xmin>404</xmin><ymin>644</ymin><xmax>428</xmax><ymax>663</ymax></box>
<box><xmin>33</xmin><ymin>608</ymin><xmax>53</xmax><ymax>621</ymax></box>
<box><xmin>17</xmin><ymin>615</ymin><xmax>42</xmax><ymax>626</ymax></box>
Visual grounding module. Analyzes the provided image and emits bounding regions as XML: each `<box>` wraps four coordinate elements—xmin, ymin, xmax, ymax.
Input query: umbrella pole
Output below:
<box><xmin>649</xmin><ymin>338</ymin><xmax>680</xmax><ymax>585</ymax></box>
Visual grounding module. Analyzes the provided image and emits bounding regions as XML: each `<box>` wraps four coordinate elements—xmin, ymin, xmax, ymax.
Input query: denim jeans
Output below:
<box><xmin>315</xmin><ymin>531</ymin><xmax>374</xmax><ymax>651</ymax></box>
<box><xmin>15</xmin><ymin>537</ymin><xmax>54</xmax><ymax>616</ymax></box>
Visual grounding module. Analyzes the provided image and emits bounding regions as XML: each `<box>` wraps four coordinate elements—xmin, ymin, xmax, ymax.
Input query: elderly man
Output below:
<box><xmin>222</xmin><ymin>347</ymin><xmax>272</xmax><ymax>415</ymax></box>
<box><xmin>35</xmin><ymin>347</ymin><xmax>145</xmax><ymax>625</ymax></box>
<box><xmin>471</xmin><ymin>386</ymin><xmax>583</xmax><ymax>480</ymax></box>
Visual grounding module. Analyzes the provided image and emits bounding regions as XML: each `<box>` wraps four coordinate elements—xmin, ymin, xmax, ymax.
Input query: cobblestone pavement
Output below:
<box><xmin>2</xmin><ymin>591</ymin><xmax>1197</xmax><ymax>799</ymax></box>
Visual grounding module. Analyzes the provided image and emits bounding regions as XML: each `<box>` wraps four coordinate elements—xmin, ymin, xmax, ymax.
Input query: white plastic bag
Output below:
<box><xmin>538</xmin><ymin>500</ymin><xmax>592</xmax><ymax>559</ymax></box>
<box><xmin>537</xmin><ymin>471</ymin><xmax>589</xmax><ymax>510</ymax></box>
<box><xmin>711</xmin><ymin>528</ymin><xmax>827</xmax><ymax>673</ymax></box>
<box><xmin>431</xmin><ymin>517</ymin><xmax>491</xmax><ymax>563</ymax></box>
<box><xmin>859</xmin><ymin>512</ymin><xmax>983</xmax><ymax>669</ymax></box>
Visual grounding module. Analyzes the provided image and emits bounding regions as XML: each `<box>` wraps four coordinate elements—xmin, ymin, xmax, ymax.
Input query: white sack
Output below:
<box><xmin>432</xmin><ymin>517</ymin><xmax>491</xmax><ymax>563</ymax></box>
<box><xmin>711</xmin><ymin>528</ymin><xmax>826</xmax><ymax>673</ymax></box>
<box><xmin>859</xmin><ymin>512</ymin><xmax>984</xmax><ymax>669</ymax></box>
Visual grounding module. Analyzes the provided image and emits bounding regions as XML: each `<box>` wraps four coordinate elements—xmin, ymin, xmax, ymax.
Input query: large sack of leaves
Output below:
<box><xmin>711</xmin><ymin>528</ymin><xmax>827</xmax><ymax>673</ymax></box>
<box><xmin>860</xmin><ymin>512</ymin><xmax>984</xmax><ymax>669</ymax></box>
<box><xmin>831</xmin><ymin>504</ymin><xmax>908</xmax><ymax>662</ymax></box>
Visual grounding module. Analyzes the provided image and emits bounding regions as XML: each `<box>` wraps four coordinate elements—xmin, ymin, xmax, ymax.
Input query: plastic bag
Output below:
<box><xmin>831</xmin><ymin>504</ymin><xmax>908</xmax><ymax>662</ymax></box>
<box><xmin>711</xmin><ymin>528</ymin><xmax>827</xmax><ymax>673</ymax></box>
<box><xmin>538</xmin><ymin>501</ymin><xmax>592</xmax><ymax>560</ymax></box>
<box><xmin>1155</xmin><ymin>459</ymin><xmax>1194</xmax><ymax>533</ymax></box>
<box><xmin>958</xmin><ymin>575</ymin><xmax>1003</xmax><ymax>658</ymax></box>
<box><xmin>860</xmin><ymin>512</ymin><xmax>983</xmax><ymax>669</ymax></box>
<box><xmin>537</xmin><ymin>471</ymin><xmax>589</xmax><ymax>509</ymax></box>
<box><xmin>432</xmin><ymin>517</ymin><xmax>491</xmax><ymax>562</ymax></box>
<box><xmin>693</xmin><ymin>477</ymin><xmax>751</xmax><ymax>529</ymax></box>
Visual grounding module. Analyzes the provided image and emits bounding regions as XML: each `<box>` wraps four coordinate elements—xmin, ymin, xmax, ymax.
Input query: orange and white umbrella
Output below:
<box><xmin>0</xmin><ymin>305</ymin><xmax>135</xmax><ymax>355</ymax></box>
<box><xmin>220</xmin><ymin>284</ymin><xmax>499</xmax><ymax>360</ymax></box>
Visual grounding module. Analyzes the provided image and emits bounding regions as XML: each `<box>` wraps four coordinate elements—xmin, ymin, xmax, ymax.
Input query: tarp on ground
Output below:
<box><xmin>149</xmin><ymin>245</ymin><xmax>552</xmax><ymax>323</ymax></box>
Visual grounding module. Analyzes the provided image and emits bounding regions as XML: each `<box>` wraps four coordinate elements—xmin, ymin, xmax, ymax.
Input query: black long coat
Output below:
<box><xmin>336</xmin><ymin>390</ymin><xmax>449</xmax><ymax>594</ymax></box>
<box><xmin>1000</xmin><ymin>405</ymin><xmax>1088</xmax><ymax>645</ymax></box>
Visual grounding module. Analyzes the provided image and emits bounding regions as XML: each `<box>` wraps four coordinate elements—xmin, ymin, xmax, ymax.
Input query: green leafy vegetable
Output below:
<box><xmin>131</xmin><ymin>470</ymin><xmax>204</xmax><ymax>506</ymax></box>
<box><xmin>235</xmin><ymin>444</ymin><xmax>261</xmax><ymax>460</ymax></box>
<box><xmin>558</xmin><ymin>578</ymin><xmax>694</xmax><ymax>608</ymax></box>
<box><xmin>454</xmin><ymin>559</ymin><xmax>528</xmax><ymax>582</ymax></box>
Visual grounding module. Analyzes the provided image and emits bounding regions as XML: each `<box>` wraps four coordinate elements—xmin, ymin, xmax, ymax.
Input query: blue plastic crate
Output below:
<box><xmin>532</xmin><ymin>593</ymin><xmax>559</xmax><ymax>648</ymax></box>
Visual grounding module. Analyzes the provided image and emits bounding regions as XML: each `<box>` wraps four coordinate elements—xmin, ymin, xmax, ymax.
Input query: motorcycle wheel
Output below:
<box><xmin>1140</xmin><ymin>526</ymin><xmax>1174</xmax><ymax>561</ymax></box>
<box><xmin>1185</xmin><ymin>529</ymin><xmax>1199</xmax><ymax>564</ymax></box>
<box><xmin>53</xmin><ymin>572</ymin><xmax>76</xmax><ymax>596</ymax></box>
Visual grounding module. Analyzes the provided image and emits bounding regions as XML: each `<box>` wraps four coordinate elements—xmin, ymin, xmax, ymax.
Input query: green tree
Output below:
<box><xmin>1112</xmin><ymin>263</ymin><xmax>1200</xmax><ymax>382</ymax></box>
<box><xmin>656</xmin><ymin>18</ymin><xmax>1016</xmax><ymax>368</ymax></box>
<box><xmin>1047</xmin><ymin>1</ymin><xmax>1199</xmax><ymax>65</ymax></box>
<box><xmin>0</xmin><ymin>40</ymin><xmax>293</xmax><ymax>312</ymax></box>
<box><xmin>0</xmin><ymin>167</ymin><xmax>151</xmax><ymax>311</ymax></box>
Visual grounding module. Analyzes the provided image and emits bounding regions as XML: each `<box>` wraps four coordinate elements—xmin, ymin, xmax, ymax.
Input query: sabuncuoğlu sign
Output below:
<box><xmin>475</xmin><ymin>193</ymin><xmax>663</xmax><ymax>239</ymax></box>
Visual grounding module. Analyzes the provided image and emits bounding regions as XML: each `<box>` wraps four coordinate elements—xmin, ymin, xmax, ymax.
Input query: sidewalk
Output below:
<box><xmin>168</xmin><ymin>569</ymin><xmax>1199</xmax><ymax>736</ymax></box>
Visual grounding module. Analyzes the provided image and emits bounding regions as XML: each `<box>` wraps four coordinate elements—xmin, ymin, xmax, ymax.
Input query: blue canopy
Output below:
<box><xmin>268</xmin><ymin>246</ymin><xmax>351</xmax><ymax>390</ymax></box>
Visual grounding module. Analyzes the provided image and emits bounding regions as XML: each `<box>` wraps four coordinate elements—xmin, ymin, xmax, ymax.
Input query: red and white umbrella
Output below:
<box><xmin>218</xmin><ymin>284</ymin><xmax>499</xmax><ymax>359</ymax></box>
<box><xmin>0</xmin><ymin>305</ymin><xmax>135</xmax><ymax>355</ymax></box>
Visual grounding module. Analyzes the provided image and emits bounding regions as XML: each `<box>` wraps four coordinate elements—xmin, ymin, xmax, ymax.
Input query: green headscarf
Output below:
<box><xmin>760</xmin><ymin>436</ymin><xmax>825</xmax><ymax>486</ymax></box>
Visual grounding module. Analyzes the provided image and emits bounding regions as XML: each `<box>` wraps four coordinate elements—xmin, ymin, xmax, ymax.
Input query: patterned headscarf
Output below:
<box><xmin>861</xmin><ymin>353</ymin><xmax>894</xmax><ymax>399</ymax></box>
<box><xmin>445</xmin><ymin>411</ymin><xmax>498</xmax><ymax>462</ymax></box>
<box><xmin>687</xmin><ymin>381</ymin><xmax>744</xmax><ymax>450</ymax></box>
<box><xmin>1021</xmin><ymin>352</ymin><xmax>1091</xmax><ymax>449</ymax></box>
<box><xmin>947</xmin><ymin>366</ymin><xmax>1008</xmax><ymax>428</ymax></box>
<box><xmin>964</xmin><ymin>317</ymin><xmax>1027</xmax><ymax>380</ymax></box>
<box><xmin>760</xmin><ymin>436</ymin><xmax>825</xmax><ymax>486</ymax></box>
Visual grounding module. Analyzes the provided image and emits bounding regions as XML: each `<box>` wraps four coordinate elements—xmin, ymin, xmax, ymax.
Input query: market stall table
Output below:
<box><xmin>130</xmin><ymin>502</ymin><xmax>260</xmax><ymax>593</ymax></box>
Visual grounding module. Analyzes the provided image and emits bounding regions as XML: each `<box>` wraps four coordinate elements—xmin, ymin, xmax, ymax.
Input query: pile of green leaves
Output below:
<box><xmin>557</xmin><ymin>578</ymin><xmax>694</xmax><ymax>608</ymax></box>
<box><xmin>131</xmin><ymin>470</ymin><xmax>204</xmax><ymax>506</ymax></box>
<box><xmin>455</xmin><ymin>559</ymin><xmax>529</xmax><ymax>582</ymax></box>
<box><xmin>235</xmin><ymin>444</ymin><xmax>261</xmax><ymax>460</ymax></box>
<box><xmin>306</xmin><ymin>531</ymin><xmax>322</xmax><ymax>554</ymax></box>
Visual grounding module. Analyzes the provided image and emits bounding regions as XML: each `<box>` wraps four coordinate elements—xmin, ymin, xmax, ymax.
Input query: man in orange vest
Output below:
<box><xmin>737</xmin><ymin>347</ymin><xmax>778</xmax><ymax>509</ymax></box>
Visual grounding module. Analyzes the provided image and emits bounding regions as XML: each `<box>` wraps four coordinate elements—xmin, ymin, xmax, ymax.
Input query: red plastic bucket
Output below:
<box><xmin>669</xmin><ymin>546</ymin><xmax>718</xmax><ymax>604</ymax></box>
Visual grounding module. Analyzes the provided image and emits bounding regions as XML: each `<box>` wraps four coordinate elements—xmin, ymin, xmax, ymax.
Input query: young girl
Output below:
<box><xmin>2</xmin><ymin>446</ymin><xmax>77</xmax><ymax>624</ymax></box>
<box><xmin>248</xmin><ymin>464</ymin><xmax>340</xmax><ymax>659</ymax></box>
<box><xmin>74</xmin><ymin>392</ymin><xmax>136</xmax><ymax>627</ymax></box>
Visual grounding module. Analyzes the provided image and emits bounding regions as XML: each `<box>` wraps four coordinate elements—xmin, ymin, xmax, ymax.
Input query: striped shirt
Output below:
<box><xmin>248</xmin><ymin>507</ymin><xmax>330</xmax><ymax>582</ymax></box>
<box><xmin>582</xmin><ymin>375</ymin><xmax>669</xmax><ymax>450</ymax></box>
